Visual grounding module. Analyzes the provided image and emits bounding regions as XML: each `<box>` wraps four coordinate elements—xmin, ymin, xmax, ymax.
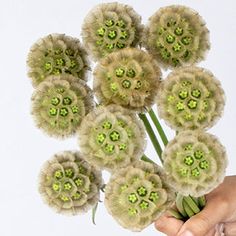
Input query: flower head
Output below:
<box><xmin>144</xmin><ymin>5</ymin><xmax>210</xmax><ymax>69</ymax></box>
<box><xmin>78</xmin><ymin>104</ymin><xmax>146</xmax><ymax>171</ymax></box>
<box><xmin>82</xmin><ymin>2</ymin><xmax>143</xmax><ymax>60</ymax></box>
<box><xmin>104</xmin><ymin>161</ymin><xmax>174</xmax><ymax>231</ymax></box>
<box><xmin>94</xmin><ymin>48</ymin><xmax>162</xmax><ymax>112</ymax></box>
<box><xmin>31</xmin><ymin>75</ymin><xmax>94</xmax><ymax>138</ymax></box>
<box><xmin>27</xmin><ymin>34</ymin><xmax>89</xmax><ymax>87</ymax></box>
<box><xmin>38</xmin><ymin>151</ymin><xmax>103</xmax><ymax>215</ymax></box>
<box><xmin>163</xmin><ymin>130</ymin><xmax>228</xmax><ymax>197</ymax></box>
<box><xmin>157</xmin><ymin>67</ymin><xmax>225</xmax><ymax>131</ymax></box>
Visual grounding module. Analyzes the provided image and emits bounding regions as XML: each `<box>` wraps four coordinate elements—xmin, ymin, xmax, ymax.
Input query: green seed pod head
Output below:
<box><xmin>163</xmin><ymin>130</ymin><xmax>228</xmax><ymax>197</ymax></box>
<box><xmin>38</xmin><ymin>151</ymin><xmax>103</xmax><ymax>215</ymax></box>
<box><xmin>104</xmin><ymin>161</ymin><xmax>175</xmax><ymax>231</ymax></box>
<box><xmin>94</xmin><ymin>48</ymin><xmax>162</xmax><ymax>112</ymax></box>
<box><xmin>78</xmin><ymin>104</ymin><xmax>146</xmax><ymax>172</ymax></box>
<box><xmin>157</xmin><ymin>66</ymin><xmax>225</xmax><ymax>131</ymax></box>
<box><xmin>81</xmin><ymin>2</ymin><xmax>143</xmax><ymax>61</ymax></box>
<box><xmin>144</xmin><ymin>5</ymin><xmax>210</xmax><ymax>69</ymax></box>
<box><xmin>31</xmin><ymin>75</ymin><xmax>94</xmax><ymax>139</ymax></box>
<box><xmin>27</xmin><ymin>34</ymin><xmax>89</xmax><ymax>87</ymax></box>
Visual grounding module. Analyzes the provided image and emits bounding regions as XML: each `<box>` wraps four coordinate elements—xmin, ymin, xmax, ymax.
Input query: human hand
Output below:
<box><xmin>155</xmin><ymin>176</ymin><xmax>236</xmax><ymax>236</ymax></box>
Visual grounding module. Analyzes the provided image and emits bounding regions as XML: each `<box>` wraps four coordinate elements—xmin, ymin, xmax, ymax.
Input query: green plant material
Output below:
<box><xmin>183</xmin><ymin>199</ymin><xmax>195</xmax><ymax>218</ymax></box>
<box><xmin>78</xmin><ymin>104</ymin><xmax>146</xmax><ymax>171</ymax></box>
<box><xmin>38</xmin><ymin>151</ymin><xmax>103</xmax><ymax>215</ymax></box>
<box><xmin>141</xmin><ymin>154</ymin><xmax>155</xmax><ymax>164</ymax></box>
<box><xmin>148</xmin><ymin>108</ymin><xmax>168</xmax><ymax>146</ymax></box>
<box><xmin>82</xmin><ymin>2</ymin><xmax>143</xmax><ymax>60</ymax></box>
<box><xmin>27</xmin><ymin>34</ymin><xmax>89</xmax><ymax>87</ymax></box>
<box><xmin>31</xmin><ymin>75</ymin><xmax>94</xmax><ymax>139</ymax></box>
<box><xmin>144</xmin><ymin>5</ymin><xmax>210</xmax><ymax>69</ymax></box>
<box><xmin>157</xmin><ymin>66</ymin><xmax>225</xmax><ymax>131</ymax></box>
<box><xmin>92</xmin><ymin>203</ymin><xmax>98</xmax><ymax>225</ymax></box>
<box><xmin>94</xmin><ymin>48</ymin><xmax>162</xmax><ymax>112</ymax></box>
<box><xmin>139</xmin><ymin>113</ymin><xmax>163</xmax><ymax>162</ymax></box>
<box><xmin>104</xmin><ymin>161</ymin><xmax>175</xmax><ymax>231</ymax></box>
<box><xmin>176</xmin><ymin>193</ymin><xmax>188</xmax><ymax>218</ymax></box>
<box><xmin>183</xmin><ymin>196</ymin><xmax>200</xmax><ymax>214</ymax></box>
<box><xmin>168</xmin><ymin>209</ymin><xmax>183</xmax><ymax>220</ymax></box>
<box><xmin>163</xmin><ymin>130</ymin><xmax>228</xmax><ymax>197</ymax></box>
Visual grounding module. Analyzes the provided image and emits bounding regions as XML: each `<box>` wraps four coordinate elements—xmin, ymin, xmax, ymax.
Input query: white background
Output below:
<box><xmin>0</xmin><ymin>0</ymin><xmax>236</xmax><ymax>235</ymax></box>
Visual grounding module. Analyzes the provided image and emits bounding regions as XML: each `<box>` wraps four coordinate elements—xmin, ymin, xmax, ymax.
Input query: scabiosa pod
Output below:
<box><xmin>104</xmin><ymin>161</ymin><xmax>175</xmax><ymax>231</ymax></box>
<box><xmin>81</xmin><ymin>2</ymin><xmax>143</xmax><ymax>61</ymax></box>
<box><xmin>38</xmin><ymin>151</ymin><xmax>103</xmax><ymax>215</ymax></box>
<box><xmin>78</xmin><ymin>104</ymin><xmax>146</xmax><ymax>171</ymax></box>
<box><xmin>93</xmin><ymin>48</ymin><xmax>162</xmax><ymax>112</ymax></box>
<box><xmin>144</xmin><ymin>5</ymin><xmax>210</xmax><ymax>69</ymax></box>
<box><xmin>31</xmin><ymin>75</ymin><xmax>94</xmax><ymax>139</ymax></box>
<box><xmin>163</xmin><ymin>130</ymin><xmax>228</xmax><ymax>197</ymax></box>
<box><xmin>27</xmin><ymin>34</ymin><xmax>89</xmax><ymax>87</ymax></box>
<box><xmin>157</xmin><ymin>66</ymin><xmax>225</xmax><ymax>131</ymax></box>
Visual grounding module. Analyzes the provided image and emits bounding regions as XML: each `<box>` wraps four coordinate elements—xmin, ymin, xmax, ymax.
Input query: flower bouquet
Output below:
<box><xmin>27</xmin><ymin>2</ymin><xmax>227</xmax><ymax>232</ymax></box>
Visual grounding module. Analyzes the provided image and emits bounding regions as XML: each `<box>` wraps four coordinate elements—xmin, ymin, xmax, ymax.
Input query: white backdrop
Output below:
<box><xmin>0</xmin><ymin>0</ymin><xmax>236</xmax><ymax>235</ymax></box>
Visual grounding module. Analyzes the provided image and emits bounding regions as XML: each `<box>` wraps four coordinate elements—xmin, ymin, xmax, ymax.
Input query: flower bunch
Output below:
<box><xmin>38</xmin><ymin>151</ymin><xmax>103</xmax><ymax>215</ymax></box>
<box><xmin>144</xmin><ymin>5</ymin><xmax>210</xmax><ymax>69</ymax></box>
<box><xmin>78</xmin><ymin>104</ymin><xmax>146</xmax><ymax>171</ymax></box>
<box><xmin>105</xmin><ymin>161</ymin><xmax>174</xmax><ymax>231</ymax></box>
<box><xmin>27</xmin><ymin>2</ymin><xmax>228</xmax><ymax>233</ymax></box>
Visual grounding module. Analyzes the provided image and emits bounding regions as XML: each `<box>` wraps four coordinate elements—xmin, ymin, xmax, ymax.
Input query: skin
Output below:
<box><xmin>154</xmin><ymin>176</ymin><xmax>236</xmax><ymax>236</ymax></box>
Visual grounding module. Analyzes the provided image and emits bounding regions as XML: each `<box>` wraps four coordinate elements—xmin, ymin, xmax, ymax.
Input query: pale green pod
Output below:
<box><xmin>31</xmin><ymin>75</ymin><xmax>94</xmax><ymax>139</ymax></box>
<box><xmin>163</xmin><ymin>130</ymin><xmax>228</xmax><ymax>197</ymax></box>
<box><xmin>78</xmin><ymin>104</ymin><xmax>146</xmax><ymax>171</ymax></box>
<box><xmin>144</xmin><ymin>5</ymin><xmax>210</xmax><ymax>69</ymax></box>
<box><xmin>157</xmin><ymin>66</ymin><xmax>225</xmax><ymax>131</ymax></box>
<box><xmin>27</xmin><ymin>34</ymin><xmax>89</xmax><ymax>87</ymax></box>
<box><xmin>104</xmin><ymin>161</ymin><xmax>175</xmax><ymax>231</ymax></box>
<box><xmin>38</xmin><ymin>151</ymin><xmax>103</xmax><ymax>215</ymax></box>
<box><xmin>81</xmin><ymin>2</ymin><xmax>143</xmax><ymax>61</ymax></box>
<box><xmin>94</xmin><ymin>48</ymin><xmax>162</xmax><ymax>112</ymax></box>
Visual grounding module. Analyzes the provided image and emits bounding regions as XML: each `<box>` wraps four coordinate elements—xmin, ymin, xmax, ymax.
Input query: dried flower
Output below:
<box><xmin>144</xmin><ymin>5</ymin><xmax>210</xmax><ymax>69</ymax></box>
<box><xmin>38</xmin><ymin>151</ymin><xmax>103</xmax><ymax>215</ymax></box>
<box><xmin>78</xmin><ymin>104</ymin><xmax>146</xmax><ymax>171</ymax></box>
<box><xmin>157</xmin><ymin>67</ymin><xmax>225</xmax><ymax>131</ymax></box>
<box><xmin>104</xmin><ymin>161</ymin><xmax>174</xmax><ymax>231</ymax></box>
<box><xmin>162</xmin><ymin>130</ymin><xmax>228</xmax><ymax>197</ymax></box>
<box><xmin>31</xmin><ymin>75</ymin><xmax>94</xmax><ymax>138</ymax></box>
<box><xmin>81</xmin><ymin>2</ymin><xmax>143</xmax><ymax>61</ymax></box>
<box><xmin>27</xmin><ymin>34</ymin><xmax>89</xmax><ymax>87</ymax></box>
<box><xmin>93</xmin><ymin>48</ymin><xmax>162</xmax><ymax>112</ymax></box>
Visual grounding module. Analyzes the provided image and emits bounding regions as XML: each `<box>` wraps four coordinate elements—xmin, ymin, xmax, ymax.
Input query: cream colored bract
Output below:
<box><xmin>163</xmin><ymin>131</ymin><xmax>228</xmax><ymax>197</ymax></box>
<box><xmin>39</xmin><ymin>151</ymin><xmax>103</xmax><ymax>215</ymax></box>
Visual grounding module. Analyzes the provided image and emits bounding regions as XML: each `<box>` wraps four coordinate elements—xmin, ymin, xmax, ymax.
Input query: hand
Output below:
<box><xmin>154</xmin><ymin>176</ymin><xmax>236</xmax><ymax>236</ymax></box>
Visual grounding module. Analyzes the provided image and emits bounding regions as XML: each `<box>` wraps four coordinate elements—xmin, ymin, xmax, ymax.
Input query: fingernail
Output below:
<box><xmin>180</xmin><ymin>230</ymin><xmax>194</xmax><ymax>236</ymax></box>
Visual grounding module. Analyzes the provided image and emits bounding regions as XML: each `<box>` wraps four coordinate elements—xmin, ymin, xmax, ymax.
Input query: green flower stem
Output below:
<box><xmin>168</xmin><ymin>209</ymin><xmax>184</xmax><ymax>220</ymax></box>
<box><xmin>198</xmin><ymin>196</ymin><xmax>206</xmax><ymax>208</ymax></box>
<box><xmin>148</xmin><ymin>108</ymin><xmax>168</xmax><ymax>146</ymax></box>
<box><xmin>183</xmin><ymin>196</ymin><xmax>200</xmax><ymax>214</ymax></box>
<box><xmin>92</xmin><ymin>203</ymin><xmax>98</xmax><ymax>225</ymax></box>
<box><xmin>141</xmin><ymin>154</ymin><xmax>156</xmax><ymax>164</ymax></box>
<box><xmin>176</xmin><ymin>194</ymin><xmax>188</xmax><ymax>218</ymax></box>
<box><xmin>183</xmin><ymin>199</ymin><xmax>195</xmax><ymax>218</ymax></box>
<box><xmin>138</xmin><ymin>113</ymin><xmax>163</xmax><ymax>163</ymax></box>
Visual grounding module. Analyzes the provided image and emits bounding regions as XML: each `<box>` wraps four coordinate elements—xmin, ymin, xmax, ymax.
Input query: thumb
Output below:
<box><xmin>177</xmin><ymin>196</ymin><xmax>229</xmax><ymax>236</ymax></box>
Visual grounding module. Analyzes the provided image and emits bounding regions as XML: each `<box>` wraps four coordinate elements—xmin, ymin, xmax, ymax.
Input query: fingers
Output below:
<box><xmin>176</xmin><ymin>196</ymin><xmax>229</xmax><ymax>236</ymax></box>
<box><xmin>155</xmin><ymin>212</ymin><xmax>184</xmax><ymax>236</ymax></box>
<box><xmin>224</xmin><ymin>221</ymin><xmax>236</xmax><ymax>236</ymax></box>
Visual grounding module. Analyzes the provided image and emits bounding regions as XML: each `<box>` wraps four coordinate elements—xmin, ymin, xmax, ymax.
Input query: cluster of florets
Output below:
<box><xmin>27</xmin><ymin>2</ymin><xmax>228</xmax><ymax>233</ymax></box>
<box><xmin>38</xmin><ymin>151</ymin><xmax>103</xmax><ymax>215</ymax></box>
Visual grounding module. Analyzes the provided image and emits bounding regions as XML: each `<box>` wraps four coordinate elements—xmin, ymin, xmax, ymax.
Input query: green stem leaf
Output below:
<box><xmin>92</xmin><ymin>203</ymin><xmax>98</xmax><ymax>225</ymax></box>
<box><xmin>141</xmin><ymin>154</ymin><xmax>155</xmax><ymax>164</ymax></box>
<box><xmin>183</xmin><ymin>196</ymin><xmax>200</xmax><ymax>214</ymax></box>
<box><xmin>148</xmin><ymin>108</ymin><xmax>168</xmax><ymax>146</ymax></box>
<box><xmin>138</xmin><ymin>113</ymin><xmax>163</xmax><ymax>163</ymax></box>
